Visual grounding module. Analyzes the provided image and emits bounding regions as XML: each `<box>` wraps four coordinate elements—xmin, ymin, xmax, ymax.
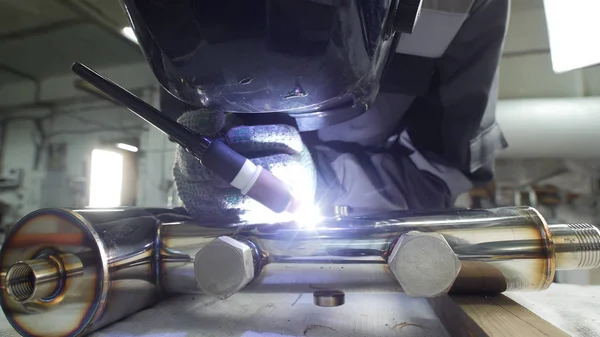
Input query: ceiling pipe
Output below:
<box><xmin>0</xmin><ymin>19</ymin><xmax>86</xmax><ymax>43</ymax></box>
<box><xmin>496</xmin><ymin>97</ymin><xmax>600</xmax><ymax>158</ymax></box>
<box><xmin>0</xmin><ymin>64</ymin><xmax>36</xmax><ymax>82</ymax></box>
<box><xmin>56</xmin><ymin>0</ymin><xmax>140</xmax><ymax>52</ymax></box>
<box><xmin>0</xmin><ymin>64</ymin><xmax>44</xmax><ymax>106</ymax></box>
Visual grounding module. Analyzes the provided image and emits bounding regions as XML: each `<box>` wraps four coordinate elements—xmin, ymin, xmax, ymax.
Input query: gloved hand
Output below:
<box><xmin>173</xmin><ymin>109</ymin><xmax>317</xmax><ymax>222</ymax></box>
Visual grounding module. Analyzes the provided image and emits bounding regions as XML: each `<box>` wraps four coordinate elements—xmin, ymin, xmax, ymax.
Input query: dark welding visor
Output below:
<box><xmin>121</xmin><ymin>0</ymin><xmax>421</xmax><ymax>130</ymax></box>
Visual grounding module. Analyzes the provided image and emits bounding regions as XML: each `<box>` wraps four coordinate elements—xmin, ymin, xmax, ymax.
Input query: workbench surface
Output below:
<box><xmin>0</xmin><ymin>284</ymin><xmax>598</xmax><ymax>337</ymax></box>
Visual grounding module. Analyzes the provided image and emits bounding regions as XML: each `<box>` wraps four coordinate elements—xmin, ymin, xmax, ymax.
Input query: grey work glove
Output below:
<box><xmin>173</xmin><ymin>109</ymin><xmax>317</xmax><ymax>222</ymax></box>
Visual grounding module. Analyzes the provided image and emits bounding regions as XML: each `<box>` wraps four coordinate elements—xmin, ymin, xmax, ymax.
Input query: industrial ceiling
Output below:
<box><xmin>0</xmin><ymin>0</ymin><xmax>143</xmax><ymax>85</ymax></box>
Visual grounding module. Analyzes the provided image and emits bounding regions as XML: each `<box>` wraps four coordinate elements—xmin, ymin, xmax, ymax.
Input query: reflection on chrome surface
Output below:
<box><xmin>1</xmin><ymin>206</ymin><xmax>599</xmax><ymax>336</ymax></box>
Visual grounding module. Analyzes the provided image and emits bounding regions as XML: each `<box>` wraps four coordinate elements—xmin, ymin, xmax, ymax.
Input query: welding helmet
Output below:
<box><xmin>121</xmin><ymin>0</ymin><xmax>422</xmax><ymax>131</ymax></box>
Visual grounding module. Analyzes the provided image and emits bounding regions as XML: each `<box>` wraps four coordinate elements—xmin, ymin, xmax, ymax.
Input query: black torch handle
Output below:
<box><xmin>71</xmin><ymin>62</ymin><xmax>296</xmax><ymax>214</ymax></box>
<box><xmin>72</xmin><ymin>62</ymin><xmax>211</xmax><ymax>155</ymax></box>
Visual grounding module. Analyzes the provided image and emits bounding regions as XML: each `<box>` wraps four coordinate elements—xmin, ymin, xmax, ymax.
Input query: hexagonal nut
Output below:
<box><xmin>194</xmin><ymin>236</ymin><xmax>255</xmax><ymax>299</ymax></box>
<box><xmin>388</xmin><ymin>231</ymin><xmax>461</xmax><ymax>298</ymax></box>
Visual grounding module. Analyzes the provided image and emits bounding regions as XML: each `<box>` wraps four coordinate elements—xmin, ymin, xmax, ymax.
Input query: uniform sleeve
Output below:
<box><xmin>406</xmin><ymin>0</ymin><xmax>510</xmax><ymax>184</ymax></box>
<box><xmin>311</xmin><ymin>0</ymin><xmax>509</xmax><ymax>213</ymax></box>
<box><xmin>312</xmin><ymin>131</ymin><xmax>473</xmax><ymax>213</ymax></box>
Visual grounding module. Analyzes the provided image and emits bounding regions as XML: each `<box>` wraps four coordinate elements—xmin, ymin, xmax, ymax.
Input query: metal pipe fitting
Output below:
<box><xmin>3</xmin><ymin>253</ymin><xmax>83</xmax><ymax>304</ymax></box>
<box><xmin>548</xmin><ymin>223</ymin><xmax>600</xmax><ymax>269</ymax></box>
<box><xmin>1</xmin><ymin>206</ymin><xmax>600</xmax><ymax>337</ymax></box>
<box><xmin>5</xmin><ymin>260</ymin><xmax>60</xmax><ymax>303</ymax></box>
<box><xmin>193</xmin><ymin>236</ymin><xmax>256</xmax><ymax>299</ymax></box>
<box><xmin>388</xmin><ymin>231</ymin><xmax>461</xmax><ymax>298</ymax></box>
<box><xmin>0</xmin><ymin>209</ymin><xmax>159</xmax><ymax>337</ymax></box>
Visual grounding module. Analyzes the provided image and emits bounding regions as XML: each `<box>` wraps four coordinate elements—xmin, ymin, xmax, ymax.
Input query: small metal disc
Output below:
<box><xmin>313</xmin><ymin>289</ymin><xmax>345</xmax><ymax>307</ymax></box>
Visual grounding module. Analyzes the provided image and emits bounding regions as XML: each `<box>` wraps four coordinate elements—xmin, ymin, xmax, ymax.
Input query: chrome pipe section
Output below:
<box><xmin>1</xmin><ymin>206</ymin><xmax>600</xmax><ymax>337</ymax></box>
<box><xmin>0</xmin><ymin>209</ymin><xmax>161</xmax><ymax>337</ymax></box>
<box><xmin>174</xmin><ymin>207</ymin><xmax>600</xmax><ymax>296</ymax></box>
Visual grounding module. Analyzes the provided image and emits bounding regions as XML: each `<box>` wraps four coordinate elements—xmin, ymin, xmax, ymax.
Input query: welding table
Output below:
<box><xmin>0</xmin><ymin>283</ymin><xmax>598</xmax><ymax>337</ymax></box>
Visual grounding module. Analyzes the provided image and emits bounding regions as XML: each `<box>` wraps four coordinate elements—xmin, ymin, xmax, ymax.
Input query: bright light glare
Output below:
<box><xmin>121</xmin><ymin>27</ymin><xmax>138</xmax><ymax>44</ymax></box>
<box><xmin>544</xmin><ymin>0</ymin><xmax>600</xmax><ymax>73</ymax></box>
<box><xmin>116</xmin><ymin>143</ymin><xmax>139</xmax><ymax>152</ymax></box>
<box><xmin>237</xmin><ymin>201</ymin><xmax>323</xmax><ymax>228</ymax></box>
<box><xmin>292</xmin><ymin>204</ymin><xmax>323</xmax><ymax>229</ymax></box>
<box><xmin>89</xmin><ymin>149</ymin><xmax>123</xmax><ymax>207</ymax></box>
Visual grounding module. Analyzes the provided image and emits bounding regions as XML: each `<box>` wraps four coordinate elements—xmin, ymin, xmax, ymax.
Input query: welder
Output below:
<box><xmin>121</xmin><ymin>0</ymin><xmax>510</xmax><ymax>221</ymax></box>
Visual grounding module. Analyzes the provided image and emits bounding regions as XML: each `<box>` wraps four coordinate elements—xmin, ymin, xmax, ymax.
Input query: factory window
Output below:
<box><xmin>544</xmin><ymin>0</ymin><xmax>600</xmax><ymax>72</ymax></box>
<box><xmin>89</xmin><ymin>149</ymin><xmax>124</xmax><ymax>207</ymax></box>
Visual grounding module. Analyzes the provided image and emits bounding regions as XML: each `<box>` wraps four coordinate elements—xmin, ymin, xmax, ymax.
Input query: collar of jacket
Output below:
<box><xmin>395</xmin><ymin>0</ymin><xmax>476</xmax><ymax>58</ymax></box>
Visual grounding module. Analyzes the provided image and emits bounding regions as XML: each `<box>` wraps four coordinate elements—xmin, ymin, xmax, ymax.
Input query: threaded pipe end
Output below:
<box><xmin>549</xmin><ymin>223</ymin><xmax>600</xmax><ymax>270</ymax></box>
<box><xmin>568</xmin><ymin>223</ymin><xmax>600</xmax><ymax>269</ymax></box>
<box><xmin>5</xmin><ymin>263</ymin><xmax>35</xmax><ymax>302</ymax></box>
<box><xmin>4</xmin><ymin>259</ymin><xmax>60</xmax><ymax>303</ymax></box>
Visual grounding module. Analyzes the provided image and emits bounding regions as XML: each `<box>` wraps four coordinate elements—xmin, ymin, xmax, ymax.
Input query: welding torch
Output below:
<box><xmin>72</xmin><ymin>62</ymin><xmax>301</xmax><ymax>214</ymax></box>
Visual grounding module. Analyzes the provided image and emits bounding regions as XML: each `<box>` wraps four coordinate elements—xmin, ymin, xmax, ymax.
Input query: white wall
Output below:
<box><xmin>0</xmin><ymin>119</ymin><xmax>42</xmax><ymax>221</ymax></box>
<box><xmin>135</xmin><ymin>89</ymin><xmax>179</xmax><ymax>207</ymax></box>
<box><xmin>0</xmin><ymin>102</ymin><xmax>148</xmax><ymax>223</ymax></box>
<box><xmin>0</xmin><ymin>62</ymin><xmax>158</xmax><ymax>224</ymax></box>
<box><xmin>0</xmin><ymin>91</ymin><xmax>183</xmax><ymax>226</ymax></box>
<box><xmin>0</xmin><ymin>59</ymin><xmax>187</xmax><ymax>225</ymax></box>
<box><xmin>0</xmin><ymin>62</ymin><xmax>155</xmax><ymax>108</ymax></box>
<box><xmin>499</xmin><ymin>3</ymin><xmax>600</xmax><ymax>99</ymax></box>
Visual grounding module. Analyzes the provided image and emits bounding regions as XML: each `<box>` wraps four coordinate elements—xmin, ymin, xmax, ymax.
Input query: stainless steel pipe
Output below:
<box><xmin>1</xmin><ymin>206</ymin><xmax>599</xmax><ymax>337</ymax></box>
<box><xmin>5</xmin><ymin>260</ymin><xmax>61</xmax><ymax>303</ymax></box>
